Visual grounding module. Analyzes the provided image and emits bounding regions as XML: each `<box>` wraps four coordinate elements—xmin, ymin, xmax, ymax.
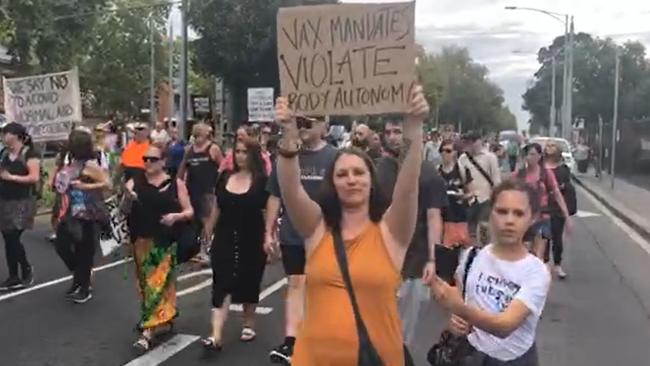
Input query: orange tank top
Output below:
<box><xmin>121</xmin><ymin>141</ymin><xmax>149</xmax><ymax>169</ymax></box>
<box><xmin>292</xmin><ymin>223</ymin><xmax>404</xmax><ymax>366</ymax></box>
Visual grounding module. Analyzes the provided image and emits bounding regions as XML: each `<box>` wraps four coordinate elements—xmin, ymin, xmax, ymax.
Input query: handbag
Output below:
<box><xmin>427</xmin><ymin>247</ymin><xmax>479</xmax><ymax>366</ymax></box>
<box><xmin>332</xmin><ymin>229</ymin><xmax>414</xmax><ymax>366</ymax></box>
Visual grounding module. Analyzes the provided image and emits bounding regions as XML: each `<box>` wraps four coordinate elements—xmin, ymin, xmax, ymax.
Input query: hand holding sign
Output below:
<box><xmin>275</xmin><ymin>97</ymin><xmax>299</xmax><ymax>138</ymax></box>
<box><xmin>404</xmin><ymin>84</ymin><xmax>429</xmax><ymax>139</ymax></box>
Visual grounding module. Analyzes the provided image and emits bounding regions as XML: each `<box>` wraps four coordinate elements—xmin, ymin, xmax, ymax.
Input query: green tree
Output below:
<box><xmin>188</xmin><ymin>0</ymin><xmax>337</xmax><ymax>123</ymax></box>
<box><xmin>417</xmin><ymin>47</ymin><xmax>516</xmax><ymax>133</ymax></box>
<box><xmin>523</xmin><ymin>33</ymin><xmax>650</xmax><ymax>134</ymax></box>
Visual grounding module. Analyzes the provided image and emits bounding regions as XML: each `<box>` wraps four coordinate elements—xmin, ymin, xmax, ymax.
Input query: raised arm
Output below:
<box><xmin>382</xmin><ymin>85</ymin><xmax>429</xmax><ymax>247</ymax></box>
<box><xmin>274</xmin><ymin>97</ymin><xmax>322</xmax><ymax>239</ymax></box>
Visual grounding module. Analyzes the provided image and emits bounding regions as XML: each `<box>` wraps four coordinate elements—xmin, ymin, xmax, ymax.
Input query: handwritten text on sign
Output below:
<box><xmin>3</xmin><ymin>69</ymin><xmax>82</xmax><ymax>142</ymax></box>
<box><xmin>247</xmin><ymin>88</ymin><xmax>275</xmax><ymax>122</ymax></box>
<box><xmin>277</xmin><ymin>2</ymin><xmax>416</xmax><ymax>116</ymax></box>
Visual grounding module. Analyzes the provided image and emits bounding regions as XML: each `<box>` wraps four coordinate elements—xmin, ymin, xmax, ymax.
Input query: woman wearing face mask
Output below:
<box><xmin>200</xmin><ymin>137</ymin><xmax>269</xmax><ymax>350</ymax></box>
<box><xmin>124</xmin><ymin>145</ymin><xmax>194</xmax><ymax>351</ymax></box>
<box><xmin>272</xmin><ymin>86</ymin><xmax>428</xmax><ymax>365</ymax></box>
<box><xmin>0</xmin><ymin>123</ymin><xmax>40</xmax><ymax>291</ymax></box>
<box><xmin>431</xmin><ymin>180</ymin><xmax>552</xmax><ymax>365</ymax></box>
<box><xmin>513</xmin><ymin>143</ymin><xmax>571</xmax><ymax>259</ymax></box>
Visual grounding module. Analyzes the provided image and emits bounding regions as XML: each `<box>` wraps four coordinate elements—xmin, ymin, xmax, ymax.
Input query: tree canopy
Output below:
<box><xmin>523</xmin><ymin>33</ymin><xmax>650</xmax><ymax>134</ymax></box>
<box><xmin>418</xmin><ymin>47</ymin><xmax>517</xmax><ymax>133</ymax></box>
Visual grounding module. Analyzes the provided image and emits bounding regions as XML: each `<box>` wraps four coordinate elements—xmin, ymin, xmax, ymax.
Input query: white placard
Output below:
<box><xmin>247</xmin><ymin>88</ymin><xmax>274</xmax><ymax>122</ymax></box>
<box><xmin>3</xmin><ymin>68</ymin><xmax>82</xmax><ymax>142</ymax></box>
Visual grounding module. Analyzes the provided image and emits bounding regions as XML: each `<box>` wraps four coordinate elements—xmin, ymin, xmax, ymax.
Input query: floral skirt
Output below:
<box><xmin>133</xmin><ymin>238</ymin><xmax>177</xmax><ymax>330</ymax></box>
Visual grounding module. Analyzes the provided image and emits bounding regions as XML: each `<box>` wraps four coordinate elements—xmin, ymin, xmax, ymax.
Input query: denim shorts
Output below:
<box><xmin>524</xmin><ymin>218</ymin><xmax>551</xmax><ymax>242</ymax></box>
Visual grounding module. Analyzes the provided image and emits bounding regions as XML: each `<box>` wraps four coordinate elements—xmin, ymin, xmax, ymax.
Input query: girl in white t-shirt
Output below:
<box><xmin>431</xmin><ymin>179</ymin><xmax>551</xmax><ymax>365</ymax></box>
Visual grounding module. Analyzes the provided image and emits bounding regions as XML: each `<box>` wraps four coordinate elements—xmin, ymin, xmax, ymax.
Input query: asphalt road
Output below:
<box><xmin>1</xmin><ymin>188</ymin><xmax>650</xmax><ymax>366</ymax></box>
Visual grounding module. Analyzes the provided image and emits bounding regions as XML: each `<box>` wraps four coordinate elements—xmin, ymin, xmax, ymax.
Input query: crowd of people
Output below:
<box><xmin>0</xmin><ymin>85</ymin><xmax>578</xmax><ymax>365</ymax></box>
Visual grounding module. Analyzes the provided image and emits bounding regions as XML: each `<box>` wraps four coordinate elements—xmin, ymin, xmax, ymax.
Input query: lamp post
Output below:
<box><xmin>611</xmin><ymin>47</ymin><xmax>621</xmax><ymax>190</ymax></box>
<box><xmin>505</xmin><ymin>6</ymin><xmax>573</xmax><ymax>140</ymax></box>
<box><xmin>179</xmin><ymin>0</ymin><xmax>189</xmax><ymax>140</ymax></box>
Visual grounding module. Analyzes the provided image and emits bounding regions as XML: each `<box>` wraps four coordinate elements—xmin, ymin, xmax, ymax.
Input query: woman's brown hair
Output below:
<box><xmin>317</xmin><ymin>148</ymin><xmax>388</xmax><ymax>230</ymax></box>
<box><xmin>232</xmin><ymin>137</ymin><xmax>265</xmax><ymax>183</ymax></box>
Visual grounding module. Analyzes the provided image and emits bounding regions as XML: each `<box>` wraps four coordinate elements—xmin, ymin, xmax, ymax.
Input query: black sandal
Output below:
<box><xmin>133</xmin><ymin>335</ymin><xmax>151</xmax><ymax>352</ymax></box>
<box><xmin>201</xmin><ymin>337</ymin><xmax>223</xmax><ymax>352</ymax></box>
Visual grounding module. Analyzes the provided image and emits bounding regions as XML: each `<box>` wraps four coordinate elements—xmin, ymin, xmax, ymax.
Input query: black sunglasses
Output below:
<box><xmin>296</xmin><ymin>116</ymin><xmax>317</xmax><ymax>129</ymax></box>
<box><xmin>441</xmin><ymin>148</ymin><xmax>454</xmax><ymax>154</ymax></box>
<box><xmin>143</xmin><ymin>156</ymin><xmax>162</xmax><ymax>163</ymax></box>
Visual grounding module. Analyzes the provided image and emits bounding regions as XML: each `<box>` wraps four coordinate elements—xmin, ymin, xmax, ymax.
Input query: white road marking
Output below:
<box><xmin>177</xmin><ymin>268</ymin><xmax>211</xmax><ymax>281</ymax></box>
<box><xmin>123</xmin><ymin>334</ymin><xmax>199</xmax><ymax>366</ymax></box>
<box><xmin>575</xmin><ymin>209</ymin><xmax>601</xmax><ymax>218</ymax></box>
<box><xmin>0</xmin><ymin>257</ymin><xmax>133</xmax><ymax>303</ymax></box>
<box><xmin>177</xmin><ymin>279</ymin><xmax>212</xmax><ymax>297</ymax></box>
<box><xmin>121</xmin><ymin>277</ymin><xmax>288</xmax><ymax>366</ymax></box>
<box><xmin>579</xmin><ymin>185</ymin><xmax>650</xmax><ymax>255</ymax></box>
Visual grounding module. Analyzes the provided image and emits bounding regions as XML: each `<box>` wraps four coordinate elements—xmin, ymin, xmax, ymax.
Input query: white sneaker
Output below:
<box><xmin>555</xmin><ymin>265</ymin><xmax>567</xmax><ymax>279</ymax></box>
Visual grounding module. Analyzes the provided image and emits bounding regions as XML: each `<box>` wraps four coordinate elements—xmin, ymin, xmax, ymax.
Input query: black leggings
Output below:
<box><xmin>545</xmin><ymin>216</ymin><xmax>565</xmax><ymax>265</ymax></box>
<box><xmin>55</xmin><ymin>220</ymin><xmax>98</xmax><ymax>289</ymax></box>
<box><xmin>2</xmin><ymin>229</ymin><xmax>30</xmax><ymax>278</ymax></box>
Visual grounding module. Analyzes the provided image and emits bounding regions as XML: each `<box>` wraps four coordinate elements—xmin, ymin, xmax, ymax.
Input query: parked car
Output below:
<box><xmin>530</xmin><ymin>137</ymin><xmax>576</xmax><ymax>174</ymax></box>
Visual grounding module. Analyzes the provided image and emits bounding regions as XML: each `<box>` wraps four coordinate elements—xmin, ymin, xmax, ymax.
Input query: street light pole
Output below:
<box><xmin>565</xmin><ymin>16</ymin><xmax>575</xmax><ymax>141</ymax></box>
<box><xmin>550</xmin><ymin>55</ymin><xmax>556</xmax><ymax>136</ymax></box>
<box><xmin>611</xmin><ymin>47</ymin><xmax>621</xmax><ymax>190</ymax></box>
<box><xmin>149</xmin><ymin>16</ymin><xmax>156</xmax><ymax>124</ymax></box>
<box><xmin>168</xmin><ymin>14</ymin><xmax>174</xmax><ymax>122</ymax></box>
<box><xmin>561</xmin><ymin>15</ymin><xmax>569</xmax><ymax>140</ymax></box>
<box><xmin>179</xmin><ymin>0</ymin><xmax>188</xmax><ymax>139</ymax></box>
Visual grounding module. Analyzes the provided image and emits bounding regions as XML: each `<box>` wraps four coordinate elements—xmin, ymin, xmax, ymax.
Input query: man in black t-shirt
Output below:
<box><xmin>376</xmin><ymin>119</ymin><xmax>447</xmax><ymax>346</ymax></box>
<box><xmin>265</xmin><ymin>115</ymin><xmax>338</xmax><ymax>364</ymax></box>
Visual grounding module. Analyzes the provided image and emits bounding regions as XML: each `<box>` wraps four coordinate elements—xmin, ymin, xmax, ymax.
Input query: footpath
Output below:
<box><xmin>574</xmin><ymin>170</ymin><xmax>650</xmax><ymax>241</ymax></box>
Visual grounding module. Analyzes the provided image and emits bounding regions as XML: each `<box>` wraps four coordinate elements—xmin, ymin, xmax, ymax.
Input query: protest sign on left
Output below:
<box><xmin>3</xmin><ymin>68</ymin><xmax>82</xmax><ymax>142</ymax></box>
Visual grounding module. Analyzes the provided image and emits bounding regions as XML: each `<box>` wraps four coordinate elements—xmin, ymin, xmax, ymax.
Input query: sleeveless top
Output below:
<box><xmin>292</xmin><ymin>223</ymin><xmax>404</xmax><ymax>366</ymax></box>
<box><xmin>54</xmin><ymin>160</ymin><xmax>104</xmax><ymax>222</ymax></box>
<box><xmin>129</xmin><ymin>176</ymin><xmax>181</xmax><ymax>244</ymax></box>
<box><xmin>185</xmin><ymin>143</ymin><xmax>219</xmax><ymax>195</ymax></box>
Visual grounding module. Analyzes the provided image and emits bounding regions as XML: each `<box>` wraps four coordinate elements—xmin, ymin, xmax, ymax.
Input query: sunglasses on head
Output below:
<box><xmin>296</xmin><ymin>116</ymin><xmax>318</xmax><ymax>129</ymax></box>
<box><xmin>143</xmin><ymin>156</ymin><xmax>161</xmax><ymax>163</ymax></box>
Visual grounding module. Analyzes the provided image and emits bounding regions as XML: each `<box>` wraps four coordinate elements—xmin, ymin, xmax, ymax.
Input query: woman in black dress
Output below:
<box><xmin>201</xmin><ymin>137</ymin><xmax>268</xmax><ymax>350</ymax></box>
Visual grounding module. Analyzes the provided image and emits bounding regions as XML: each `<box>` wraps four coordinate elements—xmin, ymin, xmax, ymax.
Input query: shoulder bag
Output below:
<box><xmin>332</xmin><ymin>229</ymin><xmax>414</xmax><ymax>366</ymax></box>
<box><xmin>427</xmin><ymin>247</ymin><xmax>479</xmax><ymax>366</ymax></box>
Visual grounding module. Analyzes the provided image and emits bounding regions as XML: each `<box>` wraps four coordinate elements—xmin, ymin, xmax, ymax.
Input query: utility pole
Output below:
<box><xmin>611</xmin><ymin>47</ymin><xmax>621</xmax><ymax>190</ymax></box>
<box><xmin>565</xmin><ymin>16</ymin><xmax>575</xmax><ymax>140</ymax></box>
<box><xmin>179</xmin><ymin>0</ymin><xmax>189</xmax><ymax>139</ymax></box>
<box><xmin>149</xmin><ymin>16</ymin><xmax>156</xmax><ymax>124</ymax></box>
<box><xmin>550</xmin><ymin>56</ymin><xmax>556</xmax><ymax>136</ymax></box>
<box><xmin>598</xmin><ymin>114</ymin><xmax>603</xmax><ymax>181</ymax></box>
<box><xmin>561</xmin><ymin>15</ymin><xmax>569</xmax><ymax>139</ymax></box>
<box><xmin>168</xmin><ymin>14</ymin><xmax>174</xmax><ymax>123</ymax></box>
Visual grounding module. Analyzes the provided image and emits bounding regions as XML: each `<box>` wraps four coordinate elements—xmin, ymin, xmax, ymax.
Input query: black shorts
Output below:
<box><xmin>280</xmin><ymin>245</ymin><xmax>306</xmax><ymax>276</ymax></box>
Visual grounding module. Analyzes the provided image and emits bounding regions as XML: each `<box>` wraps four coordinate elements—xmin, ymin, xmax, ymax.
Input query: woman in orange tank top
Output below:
<box><xmin>271</xmin><ymin>86</ymin><xmax>429</xmax><ymax>366</ymax></box>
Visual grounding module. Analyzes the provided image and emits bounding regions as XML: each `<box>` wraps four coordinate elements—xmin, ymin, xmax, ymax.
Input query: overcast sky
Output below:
<box><xmin>173</xmin><ymin>0</ymin><xmax>650</xmax><ymax>131</ymax></box>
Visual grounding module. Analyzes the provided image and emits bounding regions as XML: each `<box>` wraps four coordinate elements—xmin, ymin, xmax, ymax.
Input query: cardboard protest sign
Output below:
<box><xmin>277</xmin><ymin>2</ymin><xmax>416</xmax><ymax>116</ymax></box>
<box><xmin>3</xmin><ymin>68</ymin><xmax>82</xmax><ymax>142</ymax></box>
<box><xmin>247</xmin><ymin>88</ymin><xmax>275</xmax><ymax>122</ymax></box>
